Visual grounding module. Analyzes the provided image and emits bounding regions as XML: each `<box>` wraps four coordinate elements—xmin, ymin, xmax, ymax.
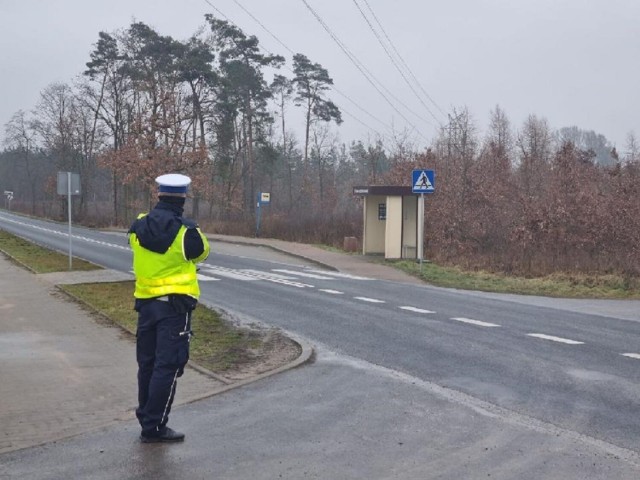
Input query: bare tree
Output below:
<box><xmin>3</xmin><ymin>110</ymin><xmax>41</xmax><ymax>213</ymax></box>
<box><xmin>624</xmin><ymin>131</ymin><xmax>639</xmax><ymax>163</ymax></box>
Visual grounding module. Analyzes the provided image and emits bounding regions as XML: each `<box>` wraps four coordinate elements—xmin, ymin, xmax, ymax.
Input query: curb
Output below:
<box><xmin>181</xmin><ymin>334</ymin><xmax>314</xmax><ymax>405</ymax></box>
<box><xmin>54</xmin><ymin>282</ymin><xmax>314</xmax><ymax>399</ymax></box>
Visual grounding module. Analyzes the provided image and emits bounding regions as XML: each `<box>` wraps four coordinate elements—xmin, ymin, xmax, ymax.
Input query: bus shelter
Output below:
<box><xmin>352</xmin><ymin>186</ymin><xmax>418</xmax><ymax>259</ymax></box>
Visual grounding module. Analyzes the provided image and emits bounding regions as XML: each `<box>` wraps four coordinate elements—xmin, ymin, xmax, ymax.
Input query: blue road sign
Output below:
<box><xmin>412</xmin><ymin>169</ymin><xmax>435</xmax><ymax>194</ymax></box>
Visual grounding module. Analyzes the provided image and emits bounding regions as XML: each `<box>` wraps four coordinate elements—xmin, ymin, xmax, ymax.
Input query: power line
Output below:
<box><xmin>358</xmin><ymin>0</ymin><xmax>469</xmax><ymax>154</ymax></box>
<box><xmin>361</xmin><ymin>0</ymin><xmax>448</xmax><ymax>120</ymax></box>
<box><xmin>301</xmin><ymin>0</ymin><xmax>433</xmax><ymax>129</ymax></box>
<box><xmin>301</xmin><ymin>0</ymin><xmax>430</xmax><ymax>141</ymax></box>
<box><xmin>202</xmin><ymin>0</ymin><xmax>391</xmax><ymax>140</ymax></box>
<box><xmin>352</xmin><ymin>0</ymin><xmax>443</xmax><ymax>127</ymax></box>
<box><xmin>230</xmin><ymin>0</ymin><xmax>295</xmax><ymax>56</ymax></box>
<box><xmin>203</xmin><ymin>0</ymin><xmax>228</xmax><ymax>22</ymax></box>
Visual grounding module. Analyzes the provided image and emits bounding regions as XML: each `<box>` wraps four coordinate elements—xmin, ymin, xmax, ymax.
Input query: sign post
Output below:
<box><xmin>3</xmin><ymin>191</ymin><xmax>13</xmax><ymax>210</ymax></box>
<box><xmin>255</xmin><ymin>192</ymin><xmax>271</xmax><ymax>237</ymax></box>
<box><xmin>57</xmin><ymin>172</ymin><xmax>81</xmax><ymax>270</ymax></box>
<box><xmin>411</xmin><ymin>170</ymin><xmax>435</xmax><ymax>270</ymax></box>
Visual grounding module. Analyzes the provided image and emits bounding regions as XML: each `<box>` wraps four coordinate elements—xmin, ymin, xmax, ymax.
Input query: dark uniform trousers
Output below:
<box><xmin>135</xmin><ymin>297</ymin><xmax>193</xmax><ymax>436</ymax></box>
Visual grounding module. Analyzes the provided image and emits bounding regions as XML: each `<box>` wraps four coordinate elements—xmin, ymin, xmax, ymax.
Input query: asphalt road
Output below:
<box><xmin>2</xmin><ymin>210</ymin><xmax>640</xmax><ymax>478</ymax></box>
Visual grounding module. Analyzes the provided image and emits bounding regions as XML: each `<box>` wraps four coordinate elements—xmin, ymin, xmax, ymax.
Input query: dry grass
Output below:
<box><xmin>390</xmin><ymin>259</ymin><xmax>640</xmax><ymax>299</ymax></box>
<box><xmin>0</xmin><ymin>229</ymin><xmax>100</xmax><ymax>273</ymax></box>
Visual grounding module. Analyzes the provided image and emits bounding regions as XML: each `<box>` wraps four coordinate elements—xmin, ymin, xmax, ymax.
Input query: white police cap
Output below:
<box><xmin>156</xmin><ymin>173</ymin><xmax>191</xmax><ymax>194</ymax></box>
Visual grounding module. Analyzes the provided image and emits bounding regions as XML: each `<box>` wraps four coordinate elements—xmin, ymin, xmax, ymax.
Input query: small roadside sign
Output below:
<box><xmin>412</xmin><ymin>169</ymin><xmax>435</xmax><ymax>194</ymax></box>
<box><xmin>260</xmin><ymin>192</ymin><xmax>271</xmax><ymax>204</ymax></box>
<box><xmin>57</xmin><ymin>172</ymin><xmax>81</xmax><ymax>196</ymax></box>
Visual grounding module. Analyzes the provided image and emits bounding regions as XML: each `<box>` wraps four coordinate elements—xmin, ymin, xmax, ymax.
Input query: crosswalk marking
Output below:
<box><xmin>241</xmin><ymin>269</ymin><xmax>296</xmax><ymax>280</ymax></box>
<box><xmin>197</xmin><ymin>273</ymin><xmax>220</xmax><ymax>281</ymax></box>
<box><xmin>200</xmin><ymin>265</ymin><xmax>314</xmax><ymax>288</ymax></box>
<box><xmin>201</xmin><ymin>267</ymin><xmax>258</xmax><ymax>281</ymax></box>
<box><xmin>272</xmin><ymin>269</ymin><xmax>334</xmax><ymax>279</ymax></box>
<box><xmin>306</xmin><ymin>269</ymin><xmax>373</xmax><ymax>280</ymax></box>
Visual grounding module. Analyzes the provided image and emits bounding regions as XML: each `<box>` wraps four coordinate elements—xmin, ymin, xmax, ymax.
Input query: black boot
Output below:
<box><xmin>140</xmin><ymin>427</ymin><xmax>185</xmax><ymax>443</ymax></box>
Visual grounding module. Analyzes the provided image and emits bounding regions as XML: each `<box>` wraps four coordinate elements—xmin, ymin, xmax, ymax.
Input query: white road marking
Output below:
<box><xmin>201</xmin><ymin>267</ymin><xmax>258</xmax><ymax>281</ymax></box>
<box><xmin>0</xmin><ymin>215</ymin><xmax>130</xmax><ymax>250</ymax></box>
<box><xmin>527</xmin><ymin>333</ymin><xmax>584</xmax><ymax>345</ymax></box>
<box><xmin>319</xmin><ymin>289</ymin><xmax>344</xmax><ymax>295</ymax></box>
<box><xmin>399</xmin><ymin>306</ymin><xmax>436</xmax><ymax>314</ymax></box>
<box><xmin>354</xmin><ymin>296</ymin><xmax>386</xmax><ymax>303</ymax></box>
<box><xmin>621</xmin><ymin>353</ymin><xmax>640</xmax><ymax>360</ymax></box>
<box><xmin>450</xmin><ymin>317</ymin><xmax>500</xmax><ymax>327</ymax></box>
<box><xmin>196</xmin><ymin>274</ymin><xmax>220</xmax><ymax>281</ymax></box>
<box><xmin>241</xmin><ymin>269</ymin><xmax>296</xmax><ymax>279</ymax></box>
<box><xmin>307</xmin><ymin>269</ymin><xmax>373</xmax><ymax>280</ymax></box>
<box><xmin>272</xmin><ymin>269</ymin><xmax>333</xmax><ymax>279</ymax></box>
<box><xmin>201</xmin><ymin>265</ymin><xmax>314</xmax><ymax>288</ymax></box>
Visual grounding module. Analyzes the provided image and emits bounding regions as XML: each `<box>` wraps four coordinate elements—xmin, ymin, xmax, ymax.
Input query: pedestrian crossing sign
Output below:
<box><xmin>412</xmin><ymin>169</ymin><xmax>435</xmax><ymax>193</ymax></box>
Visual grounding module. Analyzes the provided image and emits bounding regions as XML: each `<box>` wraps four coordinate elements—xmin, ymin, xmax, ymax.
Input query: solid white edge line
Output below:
<box><xmin>450</xmin><ymin>317</ymin><xmax>500</xmax><ymax>328</ymax></box>
<box><xmin>354</xmin><ymin>296</ymin><xmax>386</xmax><ymax>303</ymax></box>
<box><xmin>399</xmin><ymin>306</ymin><xmax>436</xmax><ymax>314</ymax></box>
<box><xmin>527</xmin><ymin>333</ymin><xmax>584</xmax><ymax>345</ymax></box>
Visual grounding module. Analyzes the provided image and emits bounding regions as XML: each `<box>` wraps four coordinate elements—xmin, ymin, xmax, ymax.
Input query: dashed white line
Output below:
<box><xmin>319</xmin><ymin>289</ymin><xmax>344</xmax><ymax>295</ymax></box>
<box><xmin>621</xmin><ymin>353</ymin><xmax>640</xmax><ymax>360</ymax></box>
<box><xmin>527</xmin><ymin>333</ymin><xmax>584</xmax><ymax>345</ymax></box>
<box><xmin>450</xmin><ymin>317</ymin><xmax>500</xmax><ymax>328</ymax></box>
<box><xmin>354</xmin><ymin>296</ymin><xmax>386</xmax><ymax>304</ymax></box>
<box><xmin>399</xmin><ymin>306</ymin><xmax>435</xmax><ymax>314</ymax></box>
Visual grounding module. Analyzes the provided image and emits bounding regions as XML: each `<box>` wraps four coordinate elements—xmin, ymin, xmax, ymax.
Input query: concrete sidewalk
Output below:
<box><xmin>0</xmin><ymin>255</ymin><xmax>231</xmax><ymax>454</ymax></box>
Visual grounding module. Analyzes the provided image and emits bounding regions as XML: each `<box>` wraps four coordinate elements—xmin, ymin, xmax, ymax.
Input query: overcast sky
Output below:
<box><xmin>1</xmin><ymin>0</ymin><xmax>638</xmax><ymax>151</ymax></box>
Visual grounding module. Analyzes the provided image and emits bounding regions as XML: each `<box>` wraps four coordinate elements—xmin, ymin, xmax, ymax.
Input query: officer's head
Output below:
<box><xmin>155</xmin><ymin>173</ymin><xmax>191</xmax><ymax>205</ymax></box>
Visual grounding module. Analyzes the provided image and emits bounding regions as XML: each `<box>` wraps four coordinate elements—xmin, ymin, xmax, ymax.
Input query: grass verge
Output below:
<box><xmin>0</xmin><ymin>229</ymin><xmax>100</xmax><ymax>273</ymax></box>
<box><xmin>389</xmin><ymin>259</ymin><xmax>640</xmax><ymax>299</ymax></box>
<box><xmin>60</xmin><ymin>282</ymin><xmax>266</xmax><ymax>372</ymax></box>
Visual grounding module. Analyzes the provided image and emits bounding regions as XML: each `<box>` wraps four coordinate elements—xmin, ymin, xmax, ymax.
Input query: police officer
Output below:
<box><xmin>128</xmin><ymin>173</ymin><xmax>210</xmax><ymax>443</ymax></box>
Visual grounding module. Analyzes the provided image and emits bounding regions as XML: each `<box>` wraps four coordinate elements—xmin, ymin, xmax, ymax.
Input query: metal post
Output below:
<box><xmin>67</xmin><ymin>171</ymin><xmax>72</xmax><ymax>270</ymax></box>
<box><xmin>255</xmin><ymin>199</ymin><xmax>261</xmax><ymax>237</ymax></box>
<box><xmin>417</xmin><ymin>193</ymin><xmax>425</xmax><ymax>271</ymax></box>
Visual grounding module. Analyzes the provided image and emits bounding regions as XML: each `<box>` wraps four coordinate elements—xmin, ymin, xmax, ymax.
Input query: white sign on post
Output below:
<box><xmin>3</xmin><ymin>190</ymin><xmax>13</xmax><ymax>210</ymax></box>
<box><xmin>57</xmin><ymin>172</ymin><xmax>81</xmax><ymax>195</ymax></box>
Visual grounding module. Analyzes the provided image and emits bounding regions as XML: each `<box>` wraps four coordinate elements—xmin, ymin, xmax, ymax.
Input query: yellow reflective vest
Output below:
<box><xmin>129</xmin><ymin>214</ymin><xmax>210</xmax><ymax>299</ymax></box>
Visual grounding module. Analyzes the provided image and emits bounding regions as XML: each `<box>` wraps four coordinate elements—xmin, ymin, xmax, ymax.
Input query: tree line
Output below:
<box><xmin>1</xmin><ymin>16</ymin><xmax>639</xmax><ymax>277</ymax></box>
